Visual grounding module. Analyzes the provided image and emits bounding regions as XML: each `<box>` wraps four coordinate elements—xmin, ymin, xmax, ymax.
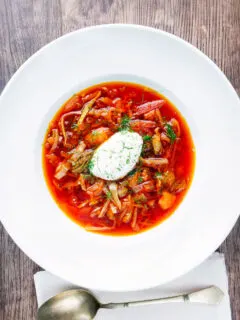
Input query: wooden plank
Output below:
<box><xmin>0</xmin><ymin>0</ymin><xmax>239</xmax><ymax>319</ymax></box>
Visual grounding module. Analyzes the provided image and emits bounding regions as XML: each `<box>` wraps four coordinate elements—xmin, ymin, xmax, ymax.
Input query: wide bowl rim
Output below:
<box><xmin>0</xmin><ymin>24</ymin><xmax>239</xmax><ymax>292</ymax></box>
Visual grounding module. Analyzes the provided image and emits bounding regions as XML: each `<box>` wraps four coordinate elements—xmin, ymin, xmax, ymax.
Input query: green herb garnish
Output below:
<box><xmin>138</xmin><ymin>176</ymin><xmax>143</xmax><ymax>183</ymax></box>
<box><xmin>118</xmin><ymin>115</ymin><xmax>131</xmax><ymax>131</ymax></box>
<box><xmin>143</xmin><ymin>135</ymin><xmax>151</xmax><ymax>141</ymax></box>
<box><xmin>155</xmin><ymin>172</ymin><xmax>162</xmax><ymax>178</ymax></box>
<box><xmin>88</xmin><ymin>159</ymin><xmax>94</xmax><ymax>172</ymax></box>
<box><xmin>134</xmin><ymin>194</ymin><xmax>147</xmax><ymax>203</ymax></box>
<box><xmin>128</xmin><ymin>168</ymin><xmax>137</xmax><ymax>176</ymax></box>
<box><xmin>92</xmin><ymin>130</ymin><xmax>100</xmax><ymax>136</ymax></box>
<box><xmin>106</xmin><ymin>190</ymin><xmax>112</xmax><ymax>199</ymax></box>
<box><xmin>71</xmin><ymin>122</ymin><xmax>78</xmax><ymax>129</ymax></box>
<box><xmin>166</xmin><ymin>124</ymin><xmax>176</xmax><ymax>143</ymax></box>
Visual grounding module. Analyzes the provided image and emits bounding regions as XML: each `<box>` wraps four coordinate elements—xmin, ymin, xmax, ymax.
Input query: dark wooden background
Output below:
<box><xmin>0</xmin><ymin>0</ymin><xmax>239</xmax><ymax>319</ymax></box>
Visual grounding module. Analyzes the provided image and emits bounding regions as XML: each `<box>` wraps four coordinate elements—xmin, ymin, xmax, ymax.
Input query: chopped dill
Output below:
<box><xmin>118</xmin><ymin>115</ymin><xmax>131</xmax><ymax>131</ymax></box>
<box><xmin>143</xmin><ymin>135</ymin><xmax>151</xmax><ymax>141</ymax></box>
<box><xmin>166</xmin><ymin>124</ymin><xmax>176</xmax><ymax>143</ymax></box>
<box><xmin>71</xmin><ymin>122</ymin><xmax>78</xmax><ymax>129</ymax></box>
<box><xmin>88</xmin><ymin>159</ymin><xmax>94</xmax><ymax>172</ymax></box>
<box><xmin>106</xmin><ymin>190</ymin><xmax>112</xmax><ymax>199</ymax></box>
<box><xmin>128</xmin><ymin>168</ymin><xmax>137</xmax><ymax>176</ymax></box>
<box><xmin>155</xmin><ymin>172</ymin><xmax>162</xmax><ymax>178</ymax></box>
<box><xmin>138</xmin><ymin>176</ymin><xmax>143</xmax><ymax>183</ymax></box>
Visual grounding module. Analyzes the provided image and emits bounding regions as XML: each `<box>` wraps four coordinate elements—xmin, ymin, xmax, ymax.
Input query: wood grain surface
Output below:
<box><xmin>0</xmin><ymin>0</ymin><xmax>239</xmax><ymax>319</ymax></box>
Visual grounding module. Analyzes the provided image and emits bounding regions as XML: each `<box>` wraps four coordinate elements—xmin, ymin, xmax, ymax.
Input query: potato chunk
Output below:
<box><xmin>159</xmin><ymin>191</ymin><xmax>176</xmax><ymax>210</ymax></box>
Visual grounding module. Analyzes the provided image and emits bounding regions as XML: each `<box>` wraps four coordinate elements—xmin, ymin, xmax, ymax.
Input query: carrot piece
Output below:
<box><xmin>169</xmin><ymin>118</ymin><xmax>181</xmax><ymax>137</ymax></box>
<box><xmin>63</xmin><ymin>94</ymin><xmax>81</xmax><ymax>112</ymax></box>
<box><xmin>77</xmin><ymin>200</ymin><xmax>89</xmax><ymax>208</ymax></box>
<box><xmin>155</xmin><ymin>109</ymin><xmax>163</xmax><ymax>125</ymax></box>
<box><xmin>120</xmin><ymin>195</ymin><xmax>133</xmax><ymax>224</ymax></box>
<box><xmin>46</xmin><ymin>153</ymin><xmax>59</xmax><ymax>166</ymax></box>
<box><xmin>155</xmin><ymin>177</ymin><xmax>161</xmax><ymax>192</ymax></box>
<box><xmin>144</xmin><ymin>109</ymin><xmax>156</xmax><ymax>121</ymax></box>
<box><xmin>128</xmin><ymin>171</ymin><xmax>139</xmax><ymax>188</ymax></box>
<box><xmin>122</xmin><ymin>211</ymin><xmax>132</xmax><ymax>223</ymax></box>
<box><xmin>141</xmin><ymin>168</ymin><xmax>151</xmax><ymax>182</ymax></box>
<box><xmin>107</xmin><ymin>203</ymin><xmax>118</xmax><ymax>221</ymax></box>
<box><xmin>152</xmin><ymin>128</ymin><xmax>162</xmax><ymax>155</ymax></box>
<box><xmin>131</xmin><ymin>208</ymin><xmax>139</xmax><ymax>231</ymax></box>
<box><xmin>160</xmin><ymin>132</ymin><xmax>170</xmax><ymax>144</ymax></box>
<box><xmin>82</xmin><ymin>91</ymin><xmax>101</xmax><ymax>103</ymax></box>
<box><xmin>98</xmin><ymin>97</ymin><xmax>113</xmax><ymax>106</ymax></box>
<box><xmin>85</xmin><ymin>127</ymin><xmax>112</xmax><ymax>147</ymax></box>
<box><xmin>147</xmin><ymin>200</ymin><xmax>156</xmax><ymax>208</ymax></box>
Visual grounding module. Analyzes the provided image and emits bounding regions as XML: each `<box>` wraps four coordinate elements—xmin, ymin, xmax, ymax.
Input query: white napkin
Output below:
<box><xmin>34</xmin><ymin>252</ymin><xmax>231</xmax><ymax>319</ymax></box>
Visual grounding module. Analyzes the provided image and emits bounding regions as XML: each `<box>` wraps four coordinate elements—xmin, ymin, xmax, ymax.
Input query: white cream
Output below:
<box><xmin>89</xmin><ymin>131</ymin><xmax>143</xmax><ymax>180</ymax></box>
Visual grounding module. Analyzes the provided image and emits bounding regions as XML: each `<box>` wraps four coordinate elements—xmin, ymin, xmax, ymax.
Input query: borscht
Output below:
<box><xmin>43</xmin><ymin>82</ymin><xmax>195</xmax><ymax>235</ymax></box>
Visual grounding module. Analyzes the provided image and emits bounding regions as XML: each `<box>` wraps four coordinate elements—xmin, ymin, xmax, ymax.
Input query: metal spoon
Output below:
<box><xmin>38</xmin><ymin>286</ymin><xmax>224</xmax><ymax>320</ymax></box>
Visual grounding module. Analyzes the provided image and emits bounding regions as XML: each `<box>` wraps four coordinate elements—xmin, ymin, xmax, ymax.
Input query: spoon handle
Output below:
<box><xmin>102</xmin><ymin>286</ymin><xmax>224</xmax><ymax>309</ymax></box>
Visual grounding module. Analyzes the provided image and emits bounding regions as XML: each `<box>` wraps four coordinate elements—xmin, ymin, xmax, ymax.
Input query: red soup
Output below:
<box><xmin>43</xmin><ymin>82</ymin><xmax>195</xmax><ymax>235</ymax></box>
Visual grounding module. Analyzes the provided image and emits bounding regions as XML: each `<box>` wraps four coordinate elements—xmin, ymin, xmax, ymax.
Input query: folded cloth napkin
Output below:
<box><xmin>34</xmin><ymin>252</ymin><xmax>231</xmax><ymax>319</ymax></box>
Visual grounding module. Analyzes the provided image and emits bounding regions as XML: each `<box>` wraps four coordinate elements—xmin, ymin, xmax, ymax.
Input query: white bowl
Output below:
<box><xmin>0</xmin><ymin>24</ymin><xmax>239</xmax><ymax>291</ymax></box>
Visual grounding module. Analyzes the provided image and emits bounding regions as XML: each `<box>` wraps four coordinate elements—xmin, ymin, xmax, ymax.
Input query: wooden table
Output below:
<box><xmin>0</xmin><ymin>0</ymin><xmax>239</xmax><ymax>319</ymax></box>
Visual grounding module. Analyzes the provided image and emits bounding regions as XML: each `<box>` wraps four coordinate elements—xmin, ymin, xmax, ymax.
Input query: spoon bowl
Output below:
<box><xmin>38</xmin><ymin>289</ymin><xmax>100</xmax><ymax>320</ymax></box>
